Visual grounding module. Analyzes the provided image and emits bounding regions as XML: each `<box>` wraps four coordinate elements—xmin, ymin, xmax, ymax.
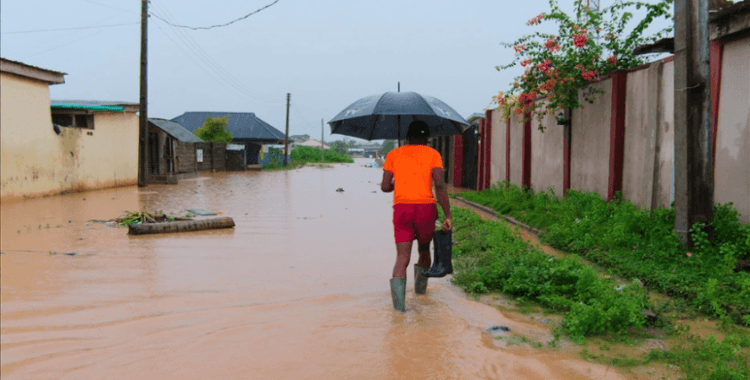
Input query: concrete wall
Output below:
<box><xmin>195</xmin><ymin>142</ymin><xmax>226</xmax><ymax>172</ymax></box>
<box><xmin>508</xmin><ymin>113</ymin><xmax>524</xmax><ymax>187</ymax></box>
<box><xmin>715</xmin><ymin>39</ymin><xmax>750</xmax><ymax>223</ymax></box>
<box><xmin>1</xmin><ymin>73</ymin><xmax>138</xmax><ymax>201</ymax></box>
<box><xmin>490</xmin><ymin>110</ymin><xmax>507</xmax><ymax>185</ymax></box>
<box><xmin>530</xmin><ymin>109</ymin><xmax>564</xmax><ymax>195</ymax></box>
<box><xmin>175</xmin><ymin>141</ymin><xmax>198</xmax><ymax>173</ymax></box>
<box><xmin>622</xmin><ymin>65</ymin><xmax>653</xmax><ymax>208</ymax></box>
<box><xmin>570</xmin><ymin>79</ymin><xmax>612</xmax><ymax>199</ymax></box>
<box><xmin>653</xmin><ymin>60</ymin><xmax>675</xmax><ymax>209</ymax></box>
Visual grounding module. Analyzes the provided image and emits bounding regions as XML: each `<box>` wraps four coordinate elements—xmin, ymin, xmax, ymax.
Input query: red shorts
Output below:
<box><xmin>393</xmin><ymin>203</ymin><xmax>438</xmax><ymax>244</ymax></box>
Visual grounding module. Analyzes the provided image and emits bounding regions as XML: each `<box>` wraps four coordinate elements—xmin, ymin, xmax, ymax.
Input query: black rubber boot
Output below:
<box><xmin>414</xmin><ymin>265</ymin><xmax>429</xmax><ymax>294</ymax></box>
<box><xmin>421</xmin><ymin>229</ymin><xmax>453</xmax><ymax>278</ymax></box>
<box><xmin>390</xmin><ymin>277</ymin><xmax>406</xmax><ymax>312</ymax></box>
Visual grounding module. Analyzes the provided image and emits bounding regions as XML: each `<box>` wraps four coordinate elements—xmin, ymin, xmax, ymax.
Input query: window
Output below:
<box><xmin>51</xmin><ymin>111</ymin><xmax>94</xmax><ymax>130</ymax></box>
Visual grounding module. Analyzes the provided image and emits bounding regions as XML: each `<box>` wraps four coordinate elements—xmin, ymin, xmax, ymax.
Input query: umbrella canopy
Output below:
<box><xmin>328</xmin><ymin>91</ymin><xmax>470</xmax><ymax>141</ymax></box>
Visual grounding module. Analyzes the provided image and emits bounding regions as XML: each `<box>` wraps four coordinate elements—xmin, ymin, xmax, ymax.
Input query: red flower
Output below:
<box><xmin>573</xmin><ymin>33</ymin><xmax>588</xmax><ymax>48</ymax></box>
<box><xmin>513</xmin><ymin>44</ymin><xmax>526</xmax><ymax>54</ymax></box>
<box><xmin>581</xmin><ymin>71</ymin><xmax>596</xmax><ymax>81</ymax></box>
<box><xmin>607</xmin><ymin>55</ymin><xmax>617</xmax><ymax>66</ymax></box>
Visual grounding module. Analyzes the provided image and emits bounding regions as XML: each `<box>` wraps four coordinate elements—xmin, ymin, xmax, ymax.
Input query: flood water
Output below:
<box><xmin>2</xmin><ymin>159</ymin><xmax>630</xmax><ymax>379</ymax></box>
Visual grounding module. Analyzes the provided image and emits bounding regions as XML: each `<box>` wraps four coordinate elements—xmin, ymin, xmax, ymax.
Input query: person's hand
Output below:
<box><xmin>442</xmin><ymin>218</ymin><xmax>453</xmax><ymax>232</ymax></box>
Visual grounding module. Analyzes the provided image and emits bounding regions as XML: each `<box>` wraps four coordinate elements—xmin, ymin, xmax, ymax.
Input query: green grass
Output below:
<box><xmin>450</xmin><ymin>207</ymin><xmax>650</xmax><ymax>342</ymax></box>
<box><xmin>458</xmin><ymin>182</ymin><xmax>750</xmax><ymax>326</ymax></box>
<box><xmin>450</xmin><ymin>204</ymin><xmax>750</xmax><ymax>379</ymax></box>
<box><xmin>263</xmin><ymin>146</ymin><xmax>354</xmax><ymax>171</ymax></box>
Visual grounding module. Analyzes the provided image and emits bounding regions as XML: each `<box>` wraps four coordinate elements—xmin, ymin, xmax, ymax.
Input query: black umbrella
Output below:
<box><xmin>328</xmin><ymin>91</ymin><xmax>470</xmax><ymax>141</ymax></box>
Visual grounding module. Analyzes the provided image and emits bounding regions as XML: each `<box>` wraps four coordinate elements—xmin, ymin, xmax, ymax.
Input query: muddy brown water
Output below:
<box><xmin>2</xmin><ymin>159</ymin><xmax>631</xmax><ymax>379</ymax></box>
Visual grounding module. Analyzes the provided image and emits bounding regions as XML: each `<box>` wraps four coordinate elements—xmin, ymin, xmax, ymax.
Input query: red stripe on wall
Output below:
<box><xmin>563</xmin><ymin>128</ymin><xmax>570</xmax><ymax>196</ymax></box>
<box><xmin>477</xmin><ymin>118</ymin><xmax>485</xmax><ymax>191</ymax></box>
<box><xmin>710</xmin><ymin>41</ymin><xmax>724</xmax><ymax>161</ymax></box>
<box><xmin>484</xmin><ymin>110</ymin><xmax>493</xmax><ymax>189</ymax></box>
<box><xmin>522</xmin><ymin>113</ymin><xmax>532</xmax><ymax>189</ymax></box>
<box><xmin>607</xmin><ymin>71</ymin><xmax>628</xmax><ymax>201</ymax></box>
<box><xmin>505</xmin><ymin>119</ymin><xmax>511</xmax><ymax>184</ymax></box>
<box><xmin>453</xmin><ymin>134</ymin><xmax>463</xmax><ymax>188</ymax></box>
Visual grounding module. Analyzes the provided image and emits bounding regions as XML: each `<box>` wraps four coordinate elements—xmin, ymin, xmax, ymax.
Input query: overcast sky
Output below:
<box><xmin>2</xmin><ymin>0</ymin><xmax>670</xmax><ymax>142</ymax></box>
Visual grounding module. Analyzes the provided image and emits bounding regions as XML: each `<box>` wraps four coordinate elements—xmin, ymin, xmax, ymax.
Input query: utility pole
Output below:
<box><xmin>674</xmin><ymin>0</ymin><xmax>713</xmax><ymax>244</ymax></box>
<box><xmin>284</xmin><ymin>93</ymin><xmax>290</xmax><ymax>166</ymax></box>
<box><xmin>137</xmin><ymin>0</ymin><xmax>149</xmax><ymax>187</ymax></box>
<box><xmin>321</xmin><ymin>118</ymin><xmax>325</xmax><ymax>162</ymax></box>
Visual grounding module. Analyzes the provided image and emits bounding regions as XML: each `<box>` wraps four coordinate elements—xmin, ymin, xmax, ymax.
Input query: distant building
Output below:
<box><xmin>147</xmin><ymin>118</ymin><xmax>225</xmax><ymax>183</ymax></box>
<box><xmin>290</xmin><ymin>134</ymin><xmax>310</xmax><ymax>143</ymax></box>
<box><xmin>172</xmin><ymin>112</ymin><xmax>285</xmax><ymax>166</ymax></box>
<box><xmin>298</xmin><ymin>139</ymin><xmax>330</xmax><ymax>150</ymax></box>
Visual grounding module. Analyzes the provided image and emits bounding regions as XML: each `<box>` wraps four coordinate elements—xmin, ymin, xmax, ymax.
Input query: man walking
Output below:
<box><xmin>381</xmin><ymin>121</ymin><xmax>453</xmax><ymax>312</ymax></box>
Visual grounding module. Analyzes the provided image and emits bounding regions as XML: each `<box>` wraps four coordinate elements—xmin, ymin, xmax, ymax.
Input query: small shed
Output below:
<box><xmin>148</xmin><ymin>118</ymin><xmax>225</xmax><ymax>183</ymax></box>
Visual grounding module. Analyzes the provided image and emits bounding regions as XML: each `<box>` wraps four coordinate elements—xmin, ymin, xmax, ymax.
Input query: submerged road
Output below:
<box><xmin>1</xmin><ymin>159</ymin><xmax>628</xmax><ymax>379</ymax></box>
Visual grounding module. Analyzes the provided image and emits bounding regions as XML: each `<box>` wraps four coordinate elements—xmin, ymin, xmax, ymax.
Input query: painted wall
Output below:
<box><xmin>715</xmin><ymin>39</ymin><xmax>750</xmax><ymax>223</ymax></box>
<box><xmin>654</xmin><ymin>60</ymin><xmax>675</xmax><ymax>209</ymax></box>
<box><xmin>622</xmin><ymin>65</ymin><xmax>653</xmax><ymax>207</ymax></box>
<box><xmin>570</xmin><ymin>79</ymin><xmax>612</xmax><ymax>199</ymax></box>
<box><xmin>490</xmin><ymin>110</ymin><xmax>507</xmax><ymax>185</ymax></box>
<box><xmin>508</xmin><ymin>113</ymin><xmax>524</xmax><ymax>187</ymax></box>
<box><xmin>1</xmin><ymin>72</ymin><xmax>138</xmax><ymax>201</ymax></box>
<box><xmin>530</xmin><ymin>109</ymin><xmax>564</xmax><ymax>195</ymax></box>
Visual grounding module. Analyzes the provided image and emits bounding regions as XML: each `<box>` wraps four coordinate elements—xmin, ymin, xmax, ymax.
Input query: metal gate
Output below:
<box><xmin>461</xmin><ymin>125</ymin><xmax>478</xmax><ymax>190</ymax></box>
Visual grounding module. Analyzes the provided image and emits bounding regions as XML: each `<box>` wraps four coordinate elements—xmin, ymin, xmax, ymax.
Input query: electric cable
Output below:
<box><xmin>151</xmin><ymin>0</ymin><xmax>282</xmax><ymax>103</ymax></box>
<box><xmin>3</xmin><ymin>22</ymin><xmax>140</xmax><ymax>35</ymax></box>
<box><xmin>149</xmin><ymin>0</ymin><xmax>280</xmax><ymax>30</ymax></box>
<box><xmin>152</xmin><ymin>20</ymin><xmax>264</xmax><ymax>105</ymax></box>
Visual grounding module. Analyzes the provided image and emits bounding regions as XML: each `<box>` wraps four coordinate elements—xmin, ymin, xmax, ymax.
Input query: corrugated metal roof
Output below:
<box><xmin>51</xmin><ymin>103</ymin><xmax>123</xmax><ymax>111</ymax></box>
<box><xmin>51</xmin><ymin>99</ymin><xmax>138</xmax><ymax>111</ymax></box>
<box><xmin>148</xmin><ymin>118</ymin><xmax>203</xmax><ymax>143</ymax></box>
<box><xmin>171</xmin><ymin>112</ymin><xmax>285</xmax><ymax>142</ymax></box>
<box><xmin>466</xmin><ymin>112</ymin><xmax>486</xmax><ymax>122</ymax></box>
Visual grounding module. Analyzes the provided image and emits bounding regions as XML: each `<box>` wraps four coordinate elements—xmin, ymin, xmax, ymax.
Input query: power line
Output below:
<box><xmin>150</xmin><ymin>1</ymin><xmax>281</xmax><ymax>103</ymax></box>
<box><xmin>151</xmin><ymin>19</ymin><xmax>274</xmax><ymax>106</ymax></box>
<box><xmin>149</xmin><ymin>0</ymin><xmax>281</xmax><ymax>30</ymax></box>
<box><xmin>79</xmin><ymin>0</ymin><xmax>139</xmax><ymax>15</ymax></box>
<box><xmin>22</xmin><ymin>28</ymin><xmax>110</xmax><ymax>59</ymax></box>
<box><xmin>3</xmin><ymin>22</ymin><xmax>140</xmax><ymax>35</ymax></box>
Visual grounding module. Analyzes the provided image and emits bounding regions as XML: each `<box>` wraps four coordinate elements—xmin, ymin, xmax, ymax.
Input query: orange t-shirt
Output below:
<box><xmin>383</xmin><ymin>145</ymin><xmax>443</xmax><ymax>205</ymax></box>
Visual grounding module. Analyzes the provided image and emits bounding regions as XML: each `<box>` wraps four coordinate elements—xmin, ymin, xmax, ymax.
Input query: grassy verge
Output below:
<box><xmin>457</xmin><ymin>183</ymin><xmax>750</xmax><ymax>327</ymax></box>
<box><xmin>449</xmin><ymin>205</ymin><xmax>750</xmax><ymax>379</ymax></box>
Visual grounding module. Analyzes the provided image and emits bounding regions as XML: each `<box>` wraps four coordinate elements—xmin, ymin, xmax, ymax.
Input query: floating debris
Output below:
<box><xmin>488</xmin><ymin>326</ymin><xmax>511</xmax><ymax>332</ymax></box>
<box><xmin>185</xmin><ymin>208</ymin><xmax>217</xmax><ymax>216</ymax></box>
<box><xmin>336</xmin><ymin>188</ymin><xmax>345</xmax><ymax>192</ymax></box>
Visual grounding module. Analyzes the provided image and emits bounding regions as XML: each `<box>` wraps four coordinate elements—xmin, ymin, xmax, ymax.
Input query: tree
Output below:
<box><xmin>195</xmin><ymin>115</ymin><xmax>233</xmax><ymax>143</ymax></box>
<box><xmin>494</xmin><ymin>0</ymin><xmax>673</xmax><ymax>127</ymax></box>
<box><xmin>329</xmin><ymin>141</ymin><xmax>348</xmax><ymax>155</ymax></box>
<box><xmin>379</xmin><ymin>140</ymin><xmax>396</xmax><ymax>157</ymax></box>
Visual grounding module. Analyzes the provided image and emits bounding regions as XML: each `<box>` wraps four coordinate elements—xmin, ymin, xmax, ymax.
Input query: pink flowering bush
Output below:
<box><xmin>493</xmin><ymin>0</ymin><xmax>673</xmax><ymax>128</ymax></box>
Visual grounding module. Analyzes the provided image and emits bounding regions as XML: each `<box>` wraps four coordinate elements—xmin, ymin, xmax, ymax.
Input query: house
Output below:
<box><xmin>297</xmin><ymin>139</ymin><xmax>330</xmax><ymax>150</ymax></box>
<box><xmin>1</xmin><ymin>57</ymin><xmax>139</xmax><ymax>201</ymax></box>
<box><xmin>147</xmin><ymin>118</ymin><xmax>225</xmax><ymax>183</ymax></box>
<box><xmin>171</xmin><ymin>112</ymin><xmax>285</xmax><ymax>167</ymax></box>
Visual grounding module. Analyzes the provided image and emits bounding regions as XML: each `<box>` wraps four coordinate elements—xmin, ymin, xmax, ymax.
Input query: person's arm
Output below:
<box><xmin>431</xmin><ymin>168</ymin><xmax>452</xmax><ymax>231</ymax></box>
<box><xmin>381</xmin><ymin>170</ymin><xmax>395</xmax><ymax>193</ymax></box>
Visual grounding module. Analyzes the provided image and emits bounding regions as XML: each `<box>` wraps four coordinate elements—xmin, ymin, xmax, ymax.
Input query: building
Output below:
<box><xmin>1</xmin><ymin>57</ymin><xmax>139</xmax><ymax>201</ymax></box>
<box><xmin>172</xmin><ymin>112</ymin><xmax>285</xmax><ymax>166</ymax></box>
<box><xmin>297</xmin><ymin>139</ymin><xmax>330</xmax><ymax>150</ymax></box>
<box><xmin>147</xmin><ymin>118</ymin><xmax>226</xmax><ymax>183</ymax></box>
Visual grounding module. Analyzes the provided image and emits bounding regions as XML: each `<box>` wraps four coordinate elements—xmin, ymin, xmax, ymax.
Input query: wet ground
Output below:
<box><xmin>2</xmin><ymin>159</ymin><xmax>633</xmax><ymax>379</ymax></box>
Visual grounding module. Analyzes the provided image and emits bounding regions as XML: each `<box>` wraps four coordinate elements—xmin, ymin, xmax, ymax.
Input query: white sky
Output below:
<box><xmin>1</xmin><ymin>0</ymin><xmax>671</xmax><ymax>142</ymax></box>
